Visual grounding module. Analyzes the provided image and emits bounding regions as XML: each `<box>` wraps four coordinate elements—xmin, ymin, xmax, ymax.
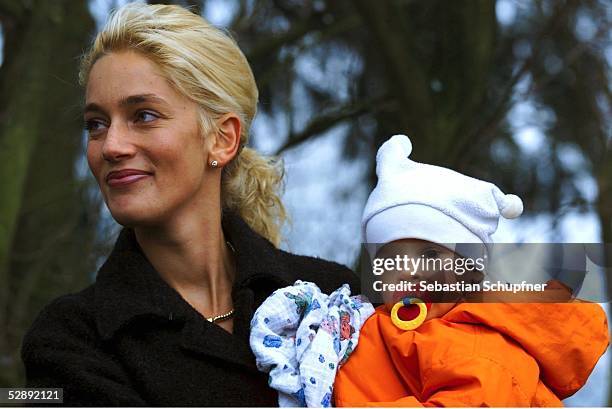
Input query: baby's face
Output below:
<box><xmin>376</xmin><ymin>239</ymin><xmax>462</xmax><ymax>321</ymax></box>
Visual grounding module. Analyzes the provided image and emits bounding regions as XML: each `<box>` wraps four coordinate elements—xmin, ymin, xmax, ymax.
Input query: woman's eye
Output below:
<box><xmin>135</xmin><ymin>111</ymin><xmax>159</xmax><ymax>123</ymax></box>
<box><xmin>84</xmin><ymin>119</ymin><xmax>106</xmax><ymax>134</ymax></box>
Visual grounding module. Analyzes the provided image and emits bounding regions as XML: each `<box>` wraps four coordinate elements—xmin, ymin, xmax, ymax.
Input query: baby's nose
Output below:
<box><xmin>397</xmin><ymin>268</ymin><xmax>424</xmax><ymax>282</ymax></box>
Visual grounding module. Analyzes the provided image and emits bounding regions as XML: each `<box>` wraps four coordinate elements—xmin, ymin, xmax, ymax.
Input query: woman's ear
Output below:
<box><xmin>208</xmin><ymin>113</ymin><xmax>241</xmax><ymax>167</ymax></box>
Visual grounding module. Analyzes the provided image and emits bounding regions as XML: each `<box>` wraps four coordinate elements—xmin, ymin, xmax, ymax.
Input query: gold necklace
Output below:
<box><xmin>205</xmin><ymin>240</ymin><xmax>236</xmax><ymax>324</ymax></box>
<box><xmin>206</xmin><ymin>309</ymin><xmax>235</xmax><ymax>323</ymax></box>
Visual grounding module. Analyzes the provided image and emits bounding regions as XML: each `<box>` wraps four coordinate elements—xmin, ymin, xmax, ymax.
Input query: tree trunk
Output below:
<box><xmin>0</xmin><ymin>0</ymin><xmax>96</xmax><ymax>387</ymax></box>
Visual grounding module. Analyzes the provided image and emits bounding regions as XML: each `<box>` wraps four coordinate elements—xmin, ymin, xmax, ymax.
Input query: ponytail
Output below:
<box><xmin>221</xmin><ymin>147</ymin><xmax>286</xmax><ymax>247</ymax></box>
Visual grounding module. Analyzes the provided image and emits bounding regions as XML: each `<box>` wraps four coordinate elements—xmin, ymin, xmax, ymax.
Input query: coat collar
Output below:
<box><xmin>93</xmin><ymin>211</ymin><xmax>293</xmax><ymax>341</ymax></box>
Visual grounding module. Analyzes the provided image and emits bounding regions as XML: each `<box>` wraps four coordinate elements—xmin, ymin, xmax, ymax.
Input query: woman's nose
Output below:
<box><xmin>102</xmin><ymin>123</ymin><xmax>136</xmax><ymax>162</ymax></box>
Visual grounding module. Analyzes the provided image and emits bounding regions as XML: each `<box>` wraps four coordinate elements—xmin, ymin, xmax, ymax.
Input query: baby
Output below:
<box><xmin>251</xmin><ymin>135</ymin><xmax>609</xmax><ymax>407</ymax></box>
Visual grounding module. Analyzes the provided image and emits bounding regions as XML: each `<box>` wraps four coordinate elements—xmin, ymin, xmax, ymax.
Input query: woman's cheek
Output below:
<box><xmin>86</xmin><ymin>142</ymin><xmax>103</xmax><ymax>181</ymax></box>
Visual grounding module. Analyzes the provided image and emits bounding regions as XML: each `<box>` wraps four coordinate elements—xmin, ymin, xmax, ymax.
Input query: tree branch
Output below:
<box><xmin>274</xmin><ymin>96</ymin><xmax>394</xmax><ymax>155</ymax></box>
<box><xmin>455</xmin><ymin>1</ymin><xmax>575</xmax><ymax>165</ymax></box>
<box><xmin>246</xmin><ymin>11</ymin><xmax>326</xmax><ymax>64</ymax></box>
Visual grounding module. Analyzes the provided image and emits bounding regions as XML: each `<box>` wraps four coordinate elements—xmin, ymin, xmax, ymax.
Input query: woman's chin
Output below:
<box><xmin>107</xmin><ymin>206</ymin><xmax>159</xmax><ymax>228</ymax></box>
<box><xmin>110</xmin><ymin>213</ymin><xmax>143</xmax><ymax>228</ymax></box>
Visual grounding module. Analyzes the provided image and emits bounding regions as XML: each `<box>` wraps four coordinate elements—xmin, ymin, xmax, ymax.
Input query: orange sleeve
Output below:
<box><xmin>448</xmin><ymin>301</ymin><xmax>609</xmax><ymax>398</ymax></box>
<box><xmin>336</xmin><ymin>355</ymin><xmax>544</xmax><ymax>407</ymax></box>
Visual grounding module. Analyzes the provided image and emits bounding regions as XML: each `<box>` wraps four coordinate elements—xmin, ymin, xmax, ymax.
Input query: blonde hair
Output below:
<box><xmin>79</xmin><ymin>3</ymin><xmax>286</xmax><ymax>246</ymax></box>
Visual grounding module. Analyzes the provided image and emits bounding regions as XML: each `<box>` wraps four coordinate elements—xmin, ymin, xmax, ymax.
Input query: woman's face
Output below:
<box><xmin>84</xmin><ymin>50</ymin><xmax>211</xmax><ymax>227</ymax></box>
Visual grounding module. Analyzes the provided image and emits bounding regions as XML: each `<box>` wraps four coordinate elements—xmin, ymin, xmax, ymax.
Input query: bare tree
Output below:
<box><xmin>0</xmin><ymin>0</ymin><xmax>96</xmax><ymax>386</ymax></box>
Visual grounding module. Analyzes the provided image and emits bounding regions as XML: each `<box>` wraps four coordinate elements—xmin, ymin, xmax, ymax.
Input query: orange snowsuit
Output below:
<box><xmin>334</xmin><ymin>302</ymin><xmax>609</xmax><ymax>407</ymax></box>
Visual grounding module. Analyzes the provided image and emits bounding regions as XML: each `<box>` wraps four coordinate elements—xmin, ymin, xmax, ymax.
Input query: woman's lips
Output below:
<box><xmin>106</xmin><ymin>170</ymin><xmax>152</xmax><ymax>187</ymax></box>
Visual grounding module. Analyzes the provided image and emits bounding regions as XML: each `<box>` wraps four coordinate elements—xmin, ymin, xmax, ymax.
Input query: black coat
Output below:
<box><xmin>21</xmin><ymin>212</ymin><xmax>360</xmax><ymax>406</ymax></box>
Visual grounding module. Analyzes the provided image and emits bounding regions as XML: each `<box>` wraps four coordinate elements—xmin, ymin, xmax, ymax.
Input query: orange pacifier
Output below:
<box><xmin>391</xmin><ymin>297</ymin><xmax>429</xmax><ymax>330</ymax></box>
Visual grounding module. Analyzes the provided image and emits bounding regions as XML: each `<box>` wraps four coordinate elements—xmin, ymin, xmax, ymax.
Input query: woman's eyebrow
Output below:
<box><xmin>120</xmin><ymin>94</ymin><xmax>169</xmax><ymax>107</ymax></box>
<box><xmin>83</xmin><ymin>94</ymin><xmax>170</xmax><ymax>115</ymax></box>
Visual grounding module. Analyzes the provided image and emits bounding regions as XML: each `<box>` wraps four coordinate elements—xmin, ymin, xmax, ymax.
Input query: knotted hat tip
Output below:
<box><xmin>499</xmin><ymin>194</ymin><xmax>523</xmax><ymax>219</ymax></box>
<box><xmin>390</xmin><ymin>134</ymin><xmax>413</xmax><ymax>158</ymax></box>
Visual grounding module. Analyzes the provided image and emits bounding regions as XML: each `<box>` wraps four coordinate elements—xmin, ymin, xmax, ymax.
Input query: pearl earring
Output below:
<box><xmin>210</xmin><ymin>160</ymin><xmax>218</xmax><ymax>168</ymax></box>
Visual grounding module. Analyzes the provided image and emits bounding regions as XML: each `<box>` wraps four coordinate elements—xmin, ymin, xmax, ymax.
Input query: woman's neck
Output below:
<box><xmin>133</xmin><ymin>207</ymin><xmax>236</xmax><ymax>318</ymax></box>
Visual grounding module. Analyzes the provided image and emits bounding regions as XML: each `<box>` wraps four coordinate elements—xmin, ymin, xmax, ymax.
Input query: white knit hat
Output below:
<box><xmin>362</xmin><ymin>135</ymin><xmax>523</xmax><ymax>255</ymax></box>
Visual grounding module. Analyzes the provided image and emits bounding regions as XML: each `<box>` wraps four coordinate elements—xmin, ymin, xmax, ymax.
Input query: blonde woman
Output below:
<box><xmin>20</xmin><ymin>4</ymin><xmax>358</xmax><ymax>406</ymax></box>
